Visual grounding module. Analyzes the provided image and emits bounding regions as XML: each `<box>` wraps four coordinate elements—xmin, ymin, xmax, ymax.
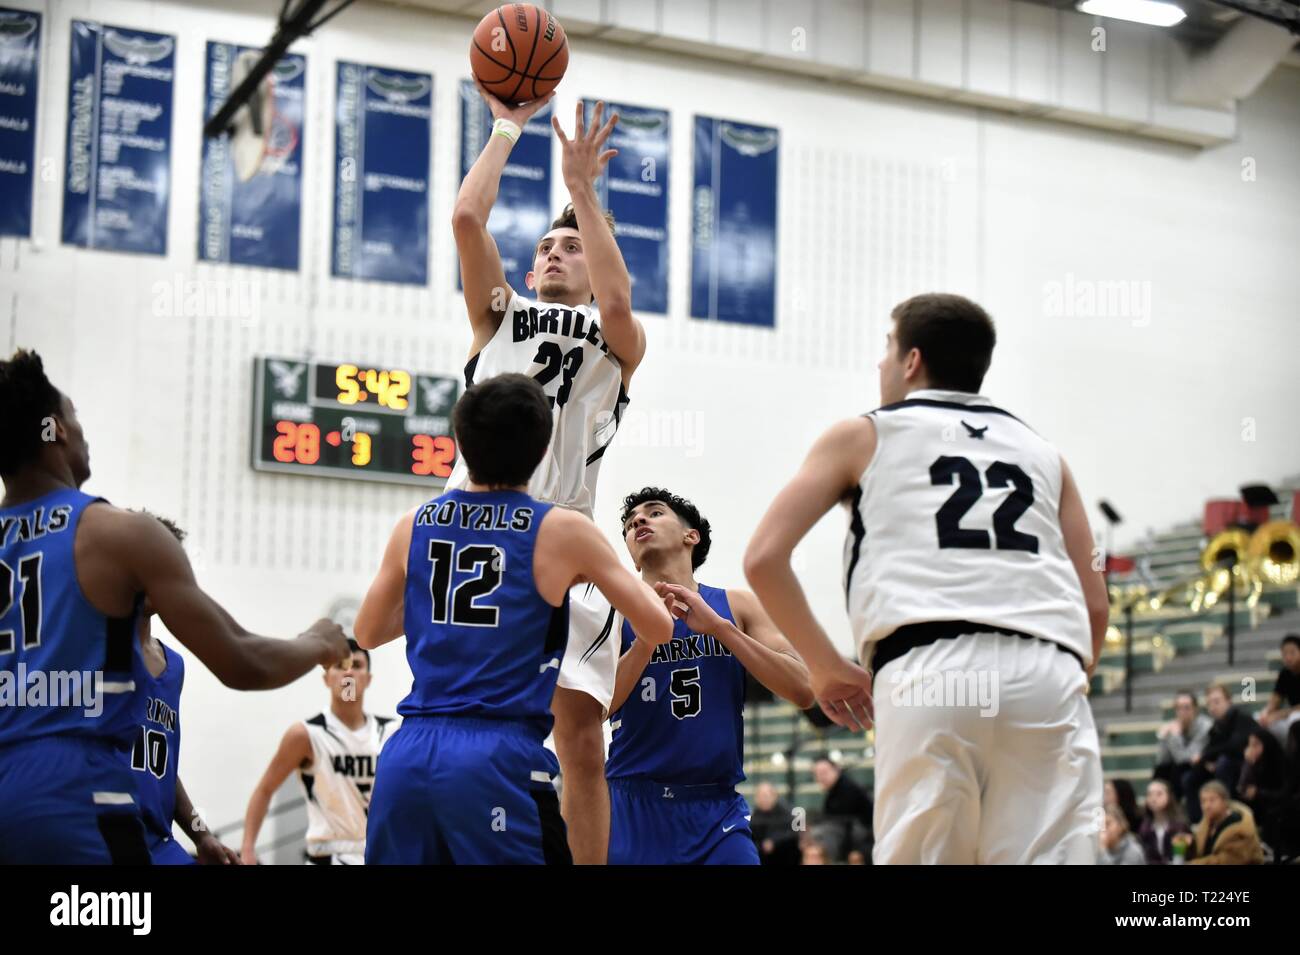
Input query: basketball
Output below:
<box><xmin>470</xmin><ymin>3</ymin><xmax>568</xmax><ymax>106</ymax></box>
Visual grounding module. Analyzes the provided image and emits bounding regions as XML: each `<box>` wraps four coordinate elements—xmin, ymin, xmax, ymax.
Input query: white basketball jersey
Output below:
<box><xmin>844</xmin><ymin>389</ymin><xmax>1091</xmax><ymax>668</ymax></box>
<box><xmin>299</xmin><ymin>711</ymin><xmax>397</xmax><ymax>858</ymax></box>
<box><xmin>446</xmin><ymin>291</ymin><xmax>629</xmax><ymax>518</ymax></box>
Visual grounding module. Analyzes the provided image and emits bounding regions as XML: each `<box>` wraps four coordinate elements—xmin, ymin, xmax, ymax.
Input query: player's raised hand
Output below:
<box><xmin>554</xmin><ymin>99</ymin><xmax>618</xmax><ymax>188</ymax></box>
<box><xmin>474</xmin><ymin>79</ymin><xmax>554</xmax><ymax>128</ymax></box>
<box><xmin>300</xmin><ymin>618</ymin><xmax>351</xmax><ymax>669</ymax></box>
<box><xmin>654</xmin><ymin>582</ymin><xmax>726</xmax><ymax>637</ymax></box>
<box><xmin>811</xmin><ymin>657</ymin><xmax>875</xmax><ymax>733</ymax></box>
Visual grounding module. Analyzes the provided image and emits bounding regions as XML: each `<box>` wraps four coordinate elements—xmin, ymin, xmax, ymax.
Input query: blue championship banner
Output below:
<box><xmin>585</xmin><ymin>98</ymin><xmax>669</xmax><ymax>314</ymax></box>
<box><xmin>0</xmin><ymin>7</ymin><xmax>40</xmax><ymax>238</ymax></box>
<box><xmin>199</xmin><ymin>43</ymin><xmax>305</xmax><ymax>270</ymax></box>
<box><xmin>332</xmin><ymin>62</ymin><xmax>431</xmax><ymax>285</ymax></box>
<box><xmin>458</xmin><ymin>77</ymin><xmax>552</xmax><ymax>294</ymax></box>
<box><xmin>690</xmin><ymin>116</ymin><xmax>779</xmax><ymax>327</ymax></box>
<box><xmin>62</xmin><ymin>20</ymin><xmax>175</xmax><ymax>255</ymax></box>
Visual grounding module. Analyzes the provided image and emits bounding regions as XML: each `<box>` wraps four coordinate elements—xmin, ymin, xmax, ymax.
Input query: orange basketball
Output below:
<box><xmin>470</xmin><ymin>4</ymin><xmax>568</xmax><ymax>106</ymax></box>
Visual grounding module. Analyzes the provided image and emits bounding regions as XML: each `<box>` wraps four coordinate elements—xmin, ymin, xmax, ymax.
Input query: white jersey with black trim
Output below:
<box><xmin>299</xmin><ymin>710</ymin><xmax>398</xmax><ymax>859</ymax></box>
<box><xmin>844</xmin><ymin>389</ymin><xmax>1091</xmax><ymax>668</ymax></box>
<box><xmin>446</xmin><ymin>291</ymin><xmax>629</xmax><ymax>519</ymax></box>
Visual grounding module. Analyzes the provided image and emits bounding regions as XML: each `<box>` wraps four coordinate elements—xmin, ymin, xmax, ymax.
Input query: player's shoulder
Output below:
<box><xmin>78</xmin><ymin>500</ymin><xmax>171</xmax><ymax>550</ymax></box>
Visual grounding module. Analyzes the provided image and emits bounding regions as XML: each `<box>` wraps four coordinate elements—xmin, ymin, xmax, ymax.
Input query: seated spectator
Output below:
<box><xmin>813</xmin><ymin>755</ymin><xmax>873</xmax><ymax>862</ymax></box>
<box><xmin>1257</xmin><ymin>635</ymin><xmax>1300</xmax><ymax>745</ymax></box>
<box><xmin>846</xmin><ymin>849</ymin><xmax>867</xmax><ymax>865</ymax></box>
<box><xmin>750</xmin><ymin>782</ymin><xmax>800</xmax><ymax>866</ymax></box>
<box><xmin>1260</xmin><ymin>722</ymin><xmax>1300</xmax><ymax>862</ymax></box>
<box><xmin>1153</xmin><ymin>690</ymin><xmax>1213</xmax><ymax>799</ymax></box>
<box><xmin>1238</xmin><ymin>727</ymin><xmax>1286</xmax><ymax>825</ymax></box>
<box><xmin>1096</xmin><ymin>806</ymin><xmax>1146</xmax><ymax>865</ymax></box>
<box><xmin>1188</xmin><ymin>781</ymin><xmax>1264</xmax><ymax>865</ymax></box>
<box><xmin>1104</xmin><ymin>778</ymin><xmax>1142</xmax><ymax>834</ymax></box>
<box><xmin>1137</xmin><ymin>778</ymin><xmax>1191</xmax><ymax>864</ymax></box>
<box><xmin>1182</xmin><ymin>683</ymin><xmax>1257</xmax><ymax>823</ymax></box>
<box><xmin>800</xmin><ymin>836</ymin><xmax>828</xmax><ymax>866</ymax></box>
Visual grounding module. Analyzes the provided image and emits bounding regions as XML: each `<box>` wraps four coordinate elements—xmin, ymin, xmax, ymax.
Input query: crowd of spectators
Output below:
<box><xmin>1096</xmin><ymin>633</ymin><xmax>1300</xmax><ymax>864</ymax></box>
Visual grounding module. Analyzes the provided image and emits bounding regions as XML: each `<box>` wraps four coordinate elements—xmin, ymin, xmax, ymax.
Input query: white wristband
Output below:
<box><xmin>492</xmin><ymin>117</ymin><xmax>521</xmax><ymax>145</ymax></box>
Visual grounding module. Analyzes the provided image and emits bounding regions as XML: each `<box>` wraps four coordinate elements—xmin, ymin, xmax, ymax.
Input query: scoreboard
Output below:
<box><xmin>251</xmin><ymin>356</ymin><xmax>460</xmax><ymax>487</ymax></box>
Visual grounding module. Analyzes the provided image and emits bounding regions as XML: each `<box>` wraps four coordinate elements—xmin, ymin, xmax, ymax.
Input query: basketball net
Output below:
<box><xmin>230</xmin><ymin>50</ymin><xmax>299</xmax><ymax>182</ymax></box>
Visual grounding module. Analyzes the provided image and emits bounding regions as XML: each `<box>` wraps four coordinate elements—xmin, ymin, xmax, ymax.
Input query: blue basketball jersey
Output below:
<box><xmin>400</xmin><ymin>489</ymin><xmax>568</xmax><ymax>735</ymax></box>
<box><xmin>0</xmin><ymin>489</ymin><xmax>144</xmax><ymax>747</ymax></box>
<box><xmin>131</xmin><ymin>642</ymin><xmax>184</xmax><ymax>840</ymax></box>
<box><xmin>606</xmin><ymin>584</ymin><xmax>746</xmax><ymax>786</ymax></box>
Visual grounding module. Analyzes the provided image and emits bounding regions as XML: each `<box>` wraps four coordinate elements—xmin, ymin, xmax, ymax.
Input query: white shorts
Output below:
<box><xmin>871</xmin><ymin>630</ymin><xmax>1103</xmax><ymax>865</ymax></box>
<box><xmin>555</xmin><ymin>582</ymin><xmax>620</xmax><ymax>717</ymax></box>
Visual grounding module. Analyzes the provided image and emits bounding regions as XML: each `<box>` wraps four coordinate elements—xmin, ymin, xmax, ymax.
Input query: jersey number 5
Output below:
<box><xmin>669</xmin><ymin>667</ymin><xmax>702</xmax><ymax>720</ymax></box>
<box><xmin>0</xmin><ymin>553</ymin><xmax>43</xmax><ymax>655</ymax></box>
<box><xmin>427</xmin><ymin>540</ymin><xmax>505</xmax><ymax>627</ymax></box>
<box><xmin>930</xmin><ymin>456</ymin><xmax>1039</xmax><ymax>553</ymax></box>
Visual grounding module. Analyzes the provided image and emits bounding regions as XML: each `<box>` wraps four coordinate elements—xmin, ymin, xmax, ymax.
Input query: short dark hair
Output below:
<box><xmin>891</xmin><ymin>293</ymin><xmax>996</xmax><ymax>393</ymax></box>
<box><xmin>346</xmin><ymin>637</ymin><xmax>370</xmax><ymax>670</ymax></box>
<box><xmin>1281</xmin><ymin>634</ymin><xmax>1300</xmax><ymax>652</ymax></box>
<box><xmin>1174</xmin><ymin>690</ymin><xmax>1198</xmax><ymax>708</ymax></box>
<box><xmin>620</xmin><ymin>486</ymin><xmax>712</xmax><ymax>570</ymax></box>
<box><xmin>813</xmin><ymin>753</ymin><xmax>838</xmax><ymax>769</ymax></box>
<box><xmin>132</xmin><ymin>510</ymin><xmax>187</xmax><ymax>545</ymax></box>
<box><xmin>1206</xmin><ymin>683</ymin><xmax>1231</xmax><ymax>703</ymax></box>
<box><xmin>0</xmin><ymin>349</ymin><xmax>63</xmax><ymax>477</ymax></box>
<box><xmin>451</xmin><ymin>373</ymin><xmax>552</xmax><ymax>488</ymax></box>
<box><xmin>546</xmin><ymin>202</ymin><xmax>615</xmax><ymax>239</ymax></box>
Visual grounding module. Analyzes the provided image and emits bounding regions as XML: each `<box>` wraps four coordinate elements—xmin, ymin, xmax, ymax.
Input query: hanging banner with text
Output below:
<box><xmin>332</xmin><ymin>62</ymin><xmax>432</xmax><ymax>285</ymax></box>
<box><xmin>690</xmin><ymin>116</ymin><xmax>779</xmax><ymax>327</ymax></box>
<box><xmin>458</xmin><ymin>77</ymin><xmax>552</xmax><ymax>294</ymax></box>
<box><xmin>62</xmin><ymin>20</ymin><xmax>175</xmax><ymax>255</ymax></box>
<box><xmin>585</xmin><ymin>98</ymin><xmax>669</xmax><ymax>315</ymax></box>
<box><xmin>199</xmin><ymin>43</ymin><xmax>305</xmax><ymax>270</ymax></box>
<box><xmin>0</xmin><ymin>7</ymin><xmax>41</xmax><ymax>238</ymax></box>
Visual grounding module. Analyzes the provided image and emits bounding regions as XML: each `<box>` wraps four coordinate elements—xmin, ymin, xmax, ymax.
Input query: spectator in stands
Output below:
<box><xmin>1238</xmin><ymin>727</ymin><xmax>1286</xmax><ymax>834</ymax></box>
<box><xmin>800</xmin><ymin>836</ymin><xmax>828</xmax><ymax>866</ymax></box>
<box><xmin>1153</xmin><ymin>690</ymin><xmax>1213</xmax><ymax>799</ymax></box>
<box><xmin>1261</xmin><ymin>722</ymin><xmax>1300</xmax><ymax>862</ymax></box>
<box><xmin>1188</xmin><ymin>781</ymin><xmax>1264</xmax><ymax>865</ymax></box>
<box><xmin>813</xmin><ymin>755</ymin><xmax>873</xmax><ymax>862</ymax></box>
<box><xmin>1137</xmin><ymin>779</ymin><xmax>1191</xmax><ymax>864</ymax></box>
<box><xmin>1096</xmin><ymin>806</ymin><xmax>1146</xmax><ymax>865</ymax></box>
<box><xmin>750</xmin><ymin>782</ymin><xmax>800</xmax><ymax>866</ymax></box>
<box><xmin>1104</xmin><ymin>779</ymin><xmax>1142</xmax><ymax>834</ymax></box>
<box><xmin>846</xmin><ymin>849</ymin><xmax>867</xmax><ymax>865</ymax></box>
<box><xmin>1183</xmin><ymin>683</ymin><xmax>1258</xmax><ymax>823</ymax></box>
<box><xmin>1257</xmin><ymin>635</ymin><xmax>1300</xmax><ymax>745</ymax></box>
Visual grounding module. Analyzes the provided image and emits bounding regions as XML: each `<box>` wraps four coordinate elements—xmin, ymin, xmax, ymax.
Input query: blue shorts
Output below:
<box><xmin>608</xmin><ymin>778</ymin><xmax>759</xmax><ymax>865</ymax></box>
<box><xmin>0</xmin><ymin>735</ymin><xmax>151</xmax><ymax>865</ymax></box>
<box><xmin>148</xmin><ymin>834</ymin><xmax>195</xmax><ymax>865</ymax></box>
<box><xmin>365</xmin><ymin>715</ymin><xmax>571</xmax><ymax>865</ymax></box>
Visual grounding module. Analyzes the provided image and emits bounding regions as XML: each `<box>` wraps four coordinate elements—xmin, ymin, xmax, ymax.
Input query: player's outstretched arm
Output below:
<box><xmin>240</xmin><ymin>722</ymin><xmax>312</xmax><ymax>865</ymax></box>
<box><xmin>554</xmin><ymin>101</ymin><xmax>645</xmax><ymax>380</ymax></box>
<box><xmin>656</xmin><ymin>584</ymin><xmax>815</xmax><ymax>710</ymax></box>
<box><xmin>1058</xmin><ymin>457</ymin><xmax>1111</xmax><ymax>677</ymax></box>
<box><xmin>174</xmin><ymin>777</ymin><xmax>239</xmax><ymax>864</ymax></box>
<box><xmin>536</xmin><ymin>507</ymin><xmax>672</xmax><ymax>647</ymax></box>
<box><xmin>355</xmin><ymin>508</ymin><xmax>416</xmax><ymax>650</ymax></box>
<box><xmin>454</xmin><ymin>85</ymin><xmax>555</xmax><ymax>356</ymax></box>
<box><xmin>744</xmin><ymin>418</ymin><xmax>876</xmax><ymax>731</ymax></box>
<box><xmin>87</xmin><ymin>508</ymin><xmax>349</xmax><ymax>690</ymax></box>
